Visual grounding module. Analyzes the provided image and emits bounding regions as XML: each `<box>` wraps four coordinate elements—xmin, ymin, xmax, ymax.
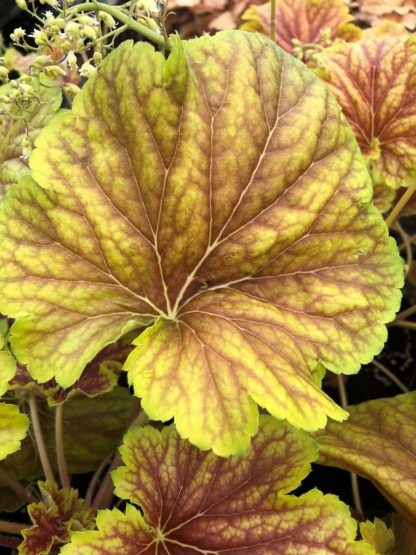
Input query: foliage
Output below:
<box><xmin>315</xmin><ymin>392</ymin><xmax>416</xmax><ymax>525</ymax></box>
<box><xmin>60</xmin><ymin>417</ymin><xmax>374</xmax><ymax>554</ymax></box>
<box><xmin>0</xmin><ymin>402</ymin><xmax>30</xmax><ymax>461</ymax></box>
<box><xmin>240</xmin><ymin>0</ymin><xmax>361</xmax><ymax>59</ymax></box>
<box><xmin>315</xmin><ymin>35</ymin><xmax>416</xmax><ymax>213</ymax></box>
<box><xmin>0</xmin><ymin>0</ymin><xmax>415</xmax><ymax>553</ymax></box>
<box><xmin>0</xmin><ymin>30</ymin><xmax>404</xmax><ymax>457</ymax></box>
<box><xmin>19</xmin><ymin>481</ymin><xmax>94</xmax><ymax>555</ymax></box>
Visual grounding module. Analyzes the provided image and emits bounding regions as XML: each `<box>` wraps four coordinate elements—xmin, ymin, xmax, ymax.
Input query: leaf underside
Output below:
<box><xmin>0</xmin><ymin>30</ymin><xmax>403</xmax><ymax>454</ymax></box>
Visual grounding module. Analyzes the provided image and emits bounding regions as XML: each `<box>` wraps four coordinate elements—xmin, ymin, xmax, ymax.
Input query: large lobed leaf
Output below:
<box><xmin>0</xmin><ymin>31</ymin><xmax>403</xmax><ymax>455</ymax></box>
<box><xmin>315</xmin><ymin>392</ymin><xmax>416</xmax><ymax>526</ymax></box>
<box><xmin>316</xmin><ymin>35</ymin><xmax>416</xmax><ymax>195</ymax></box>
<box><xmin>61</xmin><ymin>417</ymin><xmax>374</xmax><ymax>554</ymax></box>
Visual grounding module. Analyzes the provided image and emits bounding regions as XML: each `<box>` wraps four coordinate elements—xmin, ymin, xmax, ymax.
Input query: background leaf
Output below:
<box><xmin>315</xmin><ymin>392</ymin><xmax>416</xmax><ymax>526</ymax></box>
<box><xmin>316</xmin><ymin>36</ymin><xmax>416</xmax><ymax>196</ymax></box>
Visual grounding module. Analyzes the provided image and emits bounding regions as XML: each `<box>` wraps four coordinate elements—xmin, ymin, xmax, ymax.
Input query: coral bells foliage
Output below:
<box><xmin>240</xmin><ymin>0</ymin><xmax>361</xmax><ymax>56</ymax></box>
<box><xmin>316</xmin><ymin>35</ymin><xmax>416</xmax><ymax>207</ymax></box>
<box><xmin>61</xmin><ymin>417</ymin><xmax>374</xmax><ymax>554</ymax></box>
<box><xmin>315</xmin><ymin>392</ymin><xmax>416</xmax><ymax>526</ymax></box>
<box><xmin>0</xmin><ymin>31</ymin><xmax>402</xmax><ymax>456</ymax></box>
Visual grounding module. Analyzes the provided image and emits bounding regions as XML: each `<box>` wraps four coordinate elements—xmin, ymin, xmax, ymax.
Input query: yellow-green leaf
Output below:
<box><xmin>0</xmin><ymin>31</ymin><xmax>403</xmax><ymax>455</ymax></box>
<box><xmin>0</xmin><ymin>403</ymin><xmax>30</xmax><ymax>460</ymax></box>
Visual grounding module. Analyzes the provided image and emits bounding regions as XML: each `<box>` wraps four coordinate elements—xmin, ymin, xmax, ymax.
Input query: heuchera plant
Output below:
<box><xmin>0</xmin><ymin>0</ymin><xmax>415</xmax><ymax>553</ymax></box>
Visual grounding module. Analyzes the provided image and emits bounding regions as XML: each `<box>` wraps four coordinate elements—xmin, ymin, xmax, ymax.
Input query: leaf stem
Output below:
<box><xmin>372</xmin><ymin>359</ymin><xmax>409</xmax><ymax>394</ymax></box>
<box><xmin>91</xmin><ymin>452</ymin><xmax>120</xmax><ymax>511</ymax></box>
<box><xmin>386</xmin><ymin>184</ymin><xmax>416</xmax><ymax>227</ymax></box>
<box><xmin>394</xmin><ymin>221</ymin><xmax>412</xmax><ymax>272</ymax></box>
<box><xmin>67</xmin><ymin>2</ymin><xmax>172</xmax><ymax>50</ymax></box>
<box><xmin>393</xmin><ymin>304</ymin><xmax>416</xmax><ymax>322</ymax></box>
<box><xmin>0</xmin><ymin>520</ymin><xmax>27</xmax><ymax>535</ymax></box>
<box><xmin>270</xmin><ymin>0</ymin><xmax>276</xmax><ymax>42</ymax></box>
<box><xmin>91</xmin><ymin>406</ymin><xmax>148</xmax><ymax>511</ymax></box>
<box><xmin>85</xmin><ymin>452</ymin><xmax>113</xmax><ymax>507</ymax></box>
<box><xmin>391</xmin><ymin>320</ymin><xmax>416</xmax><ymax>330</ymax></box>
<box><xmin>28</xmin><ymin>396</ymin><xmax>55</xmax><ymax>483</ymax></box>
<box><xmin>0</xmin><ymin>464</ymin><xmax>33</xmax><ymax>503</ymax></box>
<box><xmin>0</xmin><ymin>534</ymin><xmax>22</xmax><ymax>549</ymax></box>
<box><xmin>55</xmin><ymin>404</ymin><xmax>70</xmax><ymax>489</ymax></box>
<box><xmin>336</xmin><ymin>375</ymin><xmax>364</xmax><ymax>519</ymax></box>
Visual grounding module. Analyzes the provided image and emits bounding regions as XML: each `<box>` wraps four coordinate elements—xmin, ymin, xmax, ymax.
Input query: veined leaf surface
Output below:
<box><xmin>61</xmin><ymin>417</ymin><xmax>374</xmax><ymax>554</ymax></box>
<box><xmin>315</xmin><ymin>392</ymin><xmax>416</xmax><ymax>526</ymax></box>
<box><xmin>316</xmin><ymin>36</ymin><xmax>416</xmax><ymax>192</ymax></box>
<box><xmin>0</xmin><ymin>31</ymin><xmax>403</xmax><ymax>454</ymax></box>
<box><xmin>240</xmin><ymin>0</ymin><xmax>357</xmax><ymax>54</ymax></box>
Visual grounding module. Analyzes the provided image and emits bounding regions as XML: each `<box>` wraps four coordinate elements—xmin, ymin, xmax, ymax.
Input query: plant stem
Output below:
<box><xmin>68</xmin><ymin>2</ymin><xmax>172</xmax><ymax>50</ymax></box>
<box><xmin>0</xmin><ymin>535</ymin><xmax>22</xmax><ymax>549</ymax></box>
<box><xmin>386</xmin><ymin>184</ymin><xmax>416</xmax><ymax>227</ymax></box>
<box><xmin>394</xmin><ymin>304</ymin><xmax>416</xmax><ymax>322</ymax></box>
<box><xmin>336</xmin><ymin>375</ymin><xmax>364</xmax><ymax>518</ymax></box>
<box><xmin>85</xmin><ymin>452</ymin><xmax>113</xmax><ymax>507</ymax></box>
<box><xmin>391</xmin><ymin>320</ymin><xmax>416</xmax><ymax>331</ymax></box>
<box><xmin>372</xmin><ymin>359</ymin><xmax>409</xmax><ymax>394</ymax></box>
<box><xmin>394</xmin><ymin>221</ymin><xmax>412</xmax><ymax>272</ymax></box>
<box><xmin>270</xmin><ymin>0</ymin><xmax>276</xmax><ymax>42</ymax></box>
<box><xmin>0</xmin><ymin>520</ymin><xmax>27</xmax><ymax>535</ymax></box>
<box><xmin>28</xmin><ymin>396</ymin><xmax>55</xmax><ymax>483</ymax></box>
<box><xmin>0</xmin><ymin>464</ymin><xmax>32</xmax><ymax>502</ymax></box>
<box><xmin>91</xmin><ymin>452</ymin><xmax>120</xmax><ymax>512</ymax></box>
<box><xmin>55</xmin><ymin>404</ymin><xmax>70</xmax><ymax>489</ymax></box>
<box><xmin>91</xmin><ymin>406</ymin><xmax>148</xmax><ymax>511</ymax></box>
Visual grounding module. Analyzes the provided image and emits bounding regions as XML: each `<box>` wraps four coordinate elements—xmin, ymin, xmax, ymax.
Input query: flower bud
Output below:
<box><xmin>81</xmin><ymin>26</ymin><xmax>97</xmax><ymax>40</ymax></box>
<box><xmin>16</xmin><ymin>0</ymin><xmax>28</xmax><ymax>10</ymax></box>
<box><xmin>78</xmin><ymin>15</ymin><xmax>95</xmax><ymax>26</ymax></box>
<box><xmin>65</xmin><ymin>22</ymin><xmax>81</xmax><ymax>38</ymax></box>
<box><xmin>80</xmin><ymin>62</ymin><xmax>96</xmax><ymax>78</ymax></box>
<box><xmin>93</xmin><ymin>51</ymin><xmax>102</xmax><ymax>64</ymax></box>
<box><xmin>31</xmin><ymin>55</ymin><xmax>51</xmax><ymax>69</ymax></box>
<box><xmin>67</xmin><ymin>52</ymin><xmax>77</xmax><ymax>69</ymax></box>
<box><xmin>10</xmin><ymin>27</ymin><xmax>25</xmax><ymax>42</ymax></box>
<box><xmin>33</xmin><ymin>30</ymin><xmax>49</xmax><ymax>46</ymax></box>
<box><xmin>139</xmin><ymin>0</ymin><xmax>159</xmax><ymax>13</ymax></box>
<box><xmin>63</xmin><ymin>83</ymin><xmax>81</xmax><ymax>96</ymax></box>
<box><xmin>0</xmin><ymin>67</ymin><xmax>9</xmax><ymax>82</ymax></box>
<box><xmin>43</xmin><ymin>65</ymin><xmax>66</xmax><ymax>78</ymax></box>
<box><xmin>98</xmin><ymin>11</ymin><xmax>116</xmax><ymax>28</ymax></box>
